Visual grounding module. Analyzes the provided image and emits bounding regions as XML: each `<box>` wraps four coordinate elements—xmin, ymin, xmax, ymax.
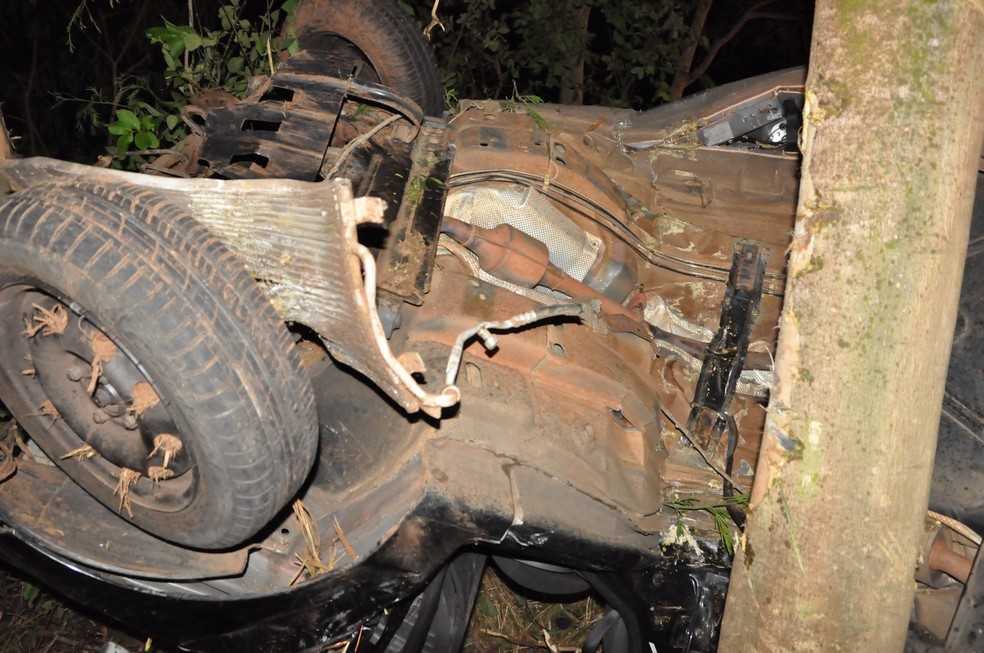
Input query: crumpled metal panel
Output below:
<box><xmin>0</xmin><ymin>158</ymin><xmax>457</xmax><ymax>415</ymax></box>
<box><xmin>188</xmin><ymin>50</ymin><xmax>423</xmax><ymax>180</ymax></box>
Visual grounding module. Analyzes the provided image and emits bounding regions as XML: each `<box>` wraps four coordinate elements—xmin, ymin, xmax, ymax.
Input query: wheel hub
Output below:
<box><xmin>0</xmin><ymin>287</ymin><xmax>195</xmax><ymax>514</ymax></box>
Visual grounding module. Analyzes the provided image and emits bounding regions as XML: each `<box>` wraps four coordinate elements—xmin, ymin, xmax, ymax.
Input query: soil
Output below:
<box><xmin>0</xmin><ymin>566</ymin><xmax>153</xmax><ymax>653</ymax></box>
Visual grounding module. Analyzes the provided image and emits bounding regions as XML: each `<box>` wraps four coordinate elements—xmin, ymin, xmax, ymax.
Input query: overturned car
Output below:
<box><xmin>0</xmin><ymin>2</ymin><xmax>980</xmax><ymax>651</ymax></box>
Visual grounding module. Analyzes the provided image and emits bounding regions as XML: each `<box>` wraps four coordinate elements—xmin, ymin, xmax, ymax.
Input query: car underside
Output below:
<box><xmin>0</xmin><ymin>4</ymin><xmax>980</xmax><ymax>651</ymax></box>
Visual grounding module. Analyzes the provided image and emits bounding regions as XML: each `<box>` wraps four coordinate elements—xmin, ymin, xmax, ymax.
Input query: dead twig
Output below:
<box><xmin>289</xmin><ymin>500</ymin><xmax>331</xmax><ymax>585</ymax></box>
<box><xmin>422</xmin><ymin>0</ymin><xmax>444</xmax><ymax>40</ymax></box>
<box><xmin>333</xmin><ymin>516</ymin><xmax>357</xmax><ymax>561</ymax></box>
<box><xmin>60</xmin><ymin>444</ymin><xmax>96</xmax><ymax>462</ymax></box>
<box><xmin>32</xmin><ymin>401</ymin><xmax>61</xmax><ymax>425</ymax></box>
<box><xmin>481</xmin><ymin>629</ymin><xmax>547</xmax><ymax>649</ymax></box>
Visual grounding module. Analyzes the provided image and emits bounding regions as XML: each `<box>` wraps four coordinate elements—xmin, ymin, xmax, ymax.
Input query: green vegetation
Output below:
<box><xmin>665</xmin><ymin>493</ymin><xmax>749</xmax><ymax>556</ymax></box>
<box><xmin>0</xmin><ymin>0</ymin><xmax>806</xmax><ymax>163</ymax></box>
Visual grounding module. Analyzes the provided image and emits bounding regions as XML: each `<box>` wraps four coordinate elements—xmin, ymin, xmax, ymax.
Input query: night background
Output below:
<box><xmin>0</xmin><ymin>0</ymin><xmax>812</xmax><ymax>163</ymax></box>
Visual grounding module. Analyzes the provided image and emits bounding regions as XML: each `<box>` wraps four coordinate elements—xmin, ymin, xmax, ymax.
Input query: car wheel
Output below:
<box><xmin>290</xmin><ymin>0</ymin><xmax>445</xmax><ymax>116</ymax></box>
<box><xmin>0</xmin><ymin>179</ymin><xmax>318</xmax><ymax>549</ymax></box>
<box><xmin>370</xmin><ymin>553</ymin><xmax>486</xmax><ymax>653</ymax></box>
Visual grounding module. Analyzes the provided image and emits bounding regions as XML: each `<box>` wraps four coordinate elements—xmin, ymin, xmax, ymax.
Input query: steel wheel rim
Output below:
<box><xmin>0</xmin><ymin>283</ymin><xmax>198</xmax><ymax>515</ymax></box>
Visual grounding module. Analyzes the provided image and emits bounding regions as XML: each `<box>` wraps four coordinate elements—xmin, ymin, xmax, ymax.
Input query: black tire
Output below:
<box><xmin>290</xmin><ymin>0</ymin><xmax>444</xmax><ymax>116</ymax></box>
<box><xmin>378</xmin><ymin>553</ymin><xmax>486</xmax><ymax>652</ymax></box>
<box><xmin>0</xmin><ymin>180</ymin><xmax>318</xmax><ymax>549</ymax></box>
<box><xmin>492</xmin><ymin>556</ymin><xmax>592</xmax><ymax>598</ymax></box>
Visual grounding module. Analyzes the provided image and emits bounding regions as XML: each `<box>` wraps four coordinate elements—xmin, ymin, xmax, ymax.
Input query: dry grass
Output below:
<box><xmin>113</xmin><ymin>468</ymin><xmax>141</xmax><ymax>518</ymax></box>
<box><xmin>32</xmin><ymin>401</ymin><xmax>60</xmax><ymax>424</ymax></box>
<box><xmin>465</xmin><ymin>567</ymin><xmax>605</xmax><ymax>652</ymax></box>
<box><xmin>147</xmin><ymin>465</ymin><xmax>174</xmax><ymax>483</ymax></box>
<box><xmin>147</xmin><ymin>434</ymin><xmax>182</xmax><ymax>470</ymax></box>
<box><xmin>60</xmin><ymin>443</ymin><xmax>96</xmax><ymax>462</ymax></box>
<box><xmin>289</xmin><ymin>499</ymin><xmax>337</xmax><ymax>585</ymax></box>
<box><xmin>22</xmin><ymin>304</ymin><xmax>68</xmax><ymax>338</ymax></box>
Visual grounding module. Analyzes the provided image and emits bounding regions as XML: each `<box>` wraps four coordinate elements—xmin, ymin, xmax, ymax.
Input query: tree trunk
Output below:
<box><xmin>668</xmin><ymin>0</ymin><xmax>713</xmax><ymax>100</ymax></box>
<box><xmin>559</xmin><ymin>4</ymin><xmax>591</xmax><ymax>105</ymax></box>
<box><xmin>719</xmin><ymin>1</ymin><xmax>984</xmax><ymax>651</ymax></box>
<box><xmin>0</xmin><ymin>108</ymin><xmax>12</xmax><ymax>160</ymax></box>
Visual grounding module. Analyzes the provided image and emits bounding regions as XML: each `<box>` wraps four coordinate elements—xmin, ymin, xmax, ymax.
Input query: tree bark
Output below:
<box><xmin>668</xmin><ymin>0</ymin><xmax>713</xmax><ymax>101</ymax></box>
<box><xmin>0</xmin><ymin>108</ymin><xmax>13</xmax><ymax>160</ymax></box>
<box><xmin>559</xmin><ymin>4</ymin><xmax>592</xmax><ymax>105</ymax></box>
<box><xmin>719</xmin><ymin>1</ymin><xmax>984</xmax><ymax>651</ymax></box>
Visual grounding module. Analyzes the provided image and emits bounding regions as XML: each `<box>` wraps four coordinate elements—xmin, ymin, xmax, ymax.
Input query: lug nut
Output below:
<box><xmin>92</xmin><ymin>410</ymin><xmax>110</xmax><ymax>424</ymax></box>
<box><xmin>122</xmin><ymin>413</ymin><xmax>138</xmax><ymax>430</ymax></box>
<box><xmin>104</xmin><ymin>403</ymin><xmax>125</xmax><ymax>418</ymax></box>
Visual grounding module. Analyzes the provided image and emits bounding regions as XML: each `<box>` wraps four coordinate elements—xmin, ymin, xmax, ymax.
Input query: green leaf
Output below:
<box><xmin>165</xmin><ymin>114</ymin><xmax>179</xmax><ymax>131</ymax></box>
<box><xmin>115</xmin><ymin>109</ymin><xmax>140</xmax><ymax>131</ymax></box>
<box><xmin>107</xmin><ymin>122</ymin><xmax>130</xmax><ymax>136</ymax></box>
<box><xmin>146</xmin><ymin>25</ymin><xmax>181</xmax><ymax>46</ymax></box>
<box><xmin>134</xmin><ymin>131</ymin><xmax>152</xmax><ymax>150</ymax></box>
<box><xmin>116</xmin><ymin>132</ymin><xmax>134</xmax><ymax>154</ymax></box>
<box><xmin>478</xmin><ymin>595</ymin><xmax>497</xmax><ymax>617</ymax></box>
<box><xmin>183</xmin><ymin>32</ymin><xmax>203</xmax><ymax>52</ymax></box>
<box><xmin>21</xmin><ymin>583</ymin><xmax>40</xmax><ymax>603</ymax></box>
<box><xmin>200</xmin><ymin>31</ymin><xmax>220</xmax><ymax>48</ymax></box>
<box><xmin>526</xmin><ymin>106</ymin><xmax>548</xmax><ymax>131</ymax></box>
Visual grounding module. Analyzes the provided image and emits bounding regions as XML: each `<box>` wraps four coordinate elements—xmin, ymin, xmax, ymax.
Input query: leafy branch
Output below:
<box><xmin>102</xmin><ymin>0</ymin><xmax>298</xmax><ymax>167</ymax></box>
<box><xmin>664</xmin><ymin>494</ymin><xmax>749</xmax><ymax>556</ymax></box>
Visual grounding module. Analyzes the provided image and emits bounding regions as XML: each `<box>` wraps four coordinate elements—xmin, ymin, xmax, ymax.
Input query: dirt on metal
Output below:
<box><xmin>113</xmin><ymin>468</ymin><xmax>141</xmax><ymax>518</ymax></box>
<box><xmin>148</xmin><ymin>433</ymin><xmax>182</xmax><ymax>470</ymax></box>
<box><xmin>87</xmin><ymin>330</ymin><xmax>118</xmax><ymax>395</ymax></box>
<box><xmin>130</xmin><ymin>381</ymin><xmax>160</xmax><ymax>417</ymax></box>
<box><xmin>23</xmin><ymin>303</ymin><xmax>68</xmax><ymax>338</ymax></box>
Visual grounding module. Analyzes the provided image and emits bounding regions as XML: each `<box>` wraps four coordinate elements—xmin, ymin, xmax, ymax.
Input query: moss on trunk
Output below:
<box><xmin>719</xmin><ymin>1</ymin><xmax>984</xmax><ymax>650</ymax></box>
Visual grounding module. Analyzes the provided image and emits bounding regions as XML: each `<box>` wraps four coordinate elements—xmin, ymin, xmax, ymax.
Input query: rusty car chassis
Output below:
<box><xmin>0</xmin><ymin>52</ymin><xmax>979</xmax><ymax>652</ymax></box>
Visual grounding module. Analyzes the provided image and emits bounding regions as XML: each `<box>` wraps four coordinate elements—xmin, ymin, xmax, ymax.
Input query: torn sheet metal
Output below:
<box><xmin>188</xmin><ymin>50</ymin><xmax>423</xmax><ymax>180</ymax></box>
<box><xmin>0</xmin><ymin>157</ymin><xmax>457</xmax><ymax>415</ymax></box>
